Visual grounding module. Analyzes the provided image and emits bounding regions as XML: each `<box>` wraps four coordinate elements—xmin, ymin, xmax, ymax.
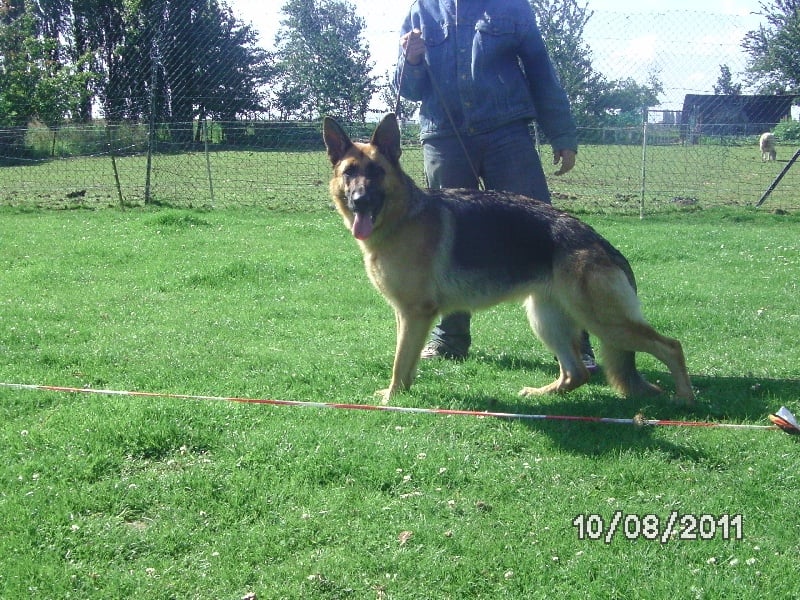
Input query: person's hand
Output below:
<box><xmin>400</xmin><ymin>29</ymin><xmax>425</xmax><ymax>65</ymax></box>
<box><xmin>553</xmin><ymin>149</ymin><xmax>576</xmax><ymax>176</ymax></box>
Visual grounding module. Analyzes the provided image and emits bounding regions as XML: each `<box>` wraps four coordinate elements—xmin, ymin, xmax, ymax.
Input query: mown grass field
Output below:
<box><xmin>0</xmin><ymin>200</ymin><xmax>798</xmax><ymax>598</ymax></box>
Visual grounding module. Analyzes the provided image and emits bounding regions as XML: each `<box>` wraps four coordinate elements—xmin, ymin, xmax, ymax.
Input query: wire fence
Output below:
<box><xmin>0</xmin><ymin>7</ymin><xmax>798</xmax><ymax>214</ymax></box>
<box><xmin>2</xmin><ymin>116</ymin><xmax>797</xmax><ymax>214</ymax></box>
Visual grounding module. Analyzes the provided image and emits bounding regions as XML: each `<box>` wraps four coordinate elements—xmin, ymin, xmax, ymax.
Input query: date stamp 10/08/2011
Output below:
<box><xmin>573</xmin><ymin>512</ymin><xmax>743</xmax><ymax>544</ymax></box>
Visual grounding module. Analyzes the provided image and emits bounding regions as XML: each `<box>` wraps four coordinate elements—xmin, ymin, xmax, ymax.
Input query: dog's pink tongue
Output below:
<box><xmin>351</xmin><ymin>212</ymin><xmax>374</xmax><ymax>240</ymax></box>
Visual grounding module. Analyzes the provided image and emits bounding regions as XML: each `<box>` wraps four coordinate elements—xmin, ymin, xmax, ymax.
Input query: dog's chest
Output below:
<box><xmin>361</xmin><ymin>236</ymin><xmax>438</xmax><ymax>305</ymax></box>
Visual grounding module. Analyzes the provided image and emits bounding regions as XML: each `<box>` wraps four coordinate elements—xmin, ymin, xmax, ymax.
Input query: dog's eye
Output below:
<box><xmin>365</xmin><ymin>163</ymin><xmax>384</xmax><ymax>179</ymax></box>
<box><xmin>342</xmin><ymin>164</ymin><xmax>359</xmax><ymax>178</ymax></box>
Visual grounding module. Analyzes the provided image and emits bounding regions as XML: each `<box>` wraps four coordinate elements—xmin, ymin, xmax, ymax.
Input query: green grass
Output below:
<box><xmin>1</xmin><ymin>205</ymin><xmax>799</xmax><ymax>598</ymax></box>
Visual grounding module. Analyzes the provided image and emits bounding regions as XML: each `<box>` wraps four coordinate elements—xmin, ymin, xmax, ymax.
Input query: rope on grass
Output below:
<box><xmin>2</xmin><ymin>382</ymin><xmax>797</xmax><ymax>435</ymax></box>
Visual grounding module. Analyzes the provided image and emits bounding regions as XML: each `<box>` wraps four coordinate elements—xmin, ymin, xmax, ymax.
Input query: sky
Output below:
<box><xmin>227</xmin><ymin>0</ymin><xmax>771</xmax><ymax>112</ymax></box>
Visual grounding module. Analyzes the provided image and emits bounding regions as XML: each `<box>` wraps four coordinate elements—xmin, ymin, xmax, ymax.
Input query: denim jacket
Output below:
<box><xmin>395</xmin><ymin>0</ymin><xmax>577</xmax><ymax>153</ymax></box>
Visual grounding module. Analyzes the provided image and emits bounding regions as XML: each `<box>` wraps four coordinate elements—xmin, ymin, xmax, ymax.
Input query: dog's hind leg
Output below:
<box><xmin>377</xmin><ymin>308</ymin><xmax>436</xmax><ymax>404</ymax></box>
<box><xmin>601</xmin><ymin>345</ymin><xmax>662</xmax><ymax>398</ymax></box>
<box><xmin>519</xmin><ymin>296</ymin><xmax>590</xmax><ymax>397</ymax></box>
<box><xmin>570</xmin><ymin>266</ymin><xmax>694</xmax><ymax>404</ymax></box>
<box><xmin>599</xmin><ymin>321</ymin><xmax>694</xmax><ymax>405</ymax></box>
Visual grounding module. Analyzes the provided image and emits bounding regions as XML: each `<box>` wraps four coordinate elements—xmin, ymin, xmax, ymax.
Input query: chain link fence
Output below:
<box><xmin>1</xmin><ymin>8</ymin><xmax>798</xmax><ymax>213</ymax></box>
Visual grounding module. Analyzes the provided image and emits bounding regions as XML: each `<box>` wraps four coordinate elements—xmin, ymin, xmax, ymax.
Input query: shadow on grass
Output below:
<box><xmin>441</xmin><ymin>390</ymin><xmax>711</xmax><ymax>462</ymax></box>
<box><xmin>420</xmin><ymin>353</ymin><xmax>797</xmax><ymax>460</ymax></box>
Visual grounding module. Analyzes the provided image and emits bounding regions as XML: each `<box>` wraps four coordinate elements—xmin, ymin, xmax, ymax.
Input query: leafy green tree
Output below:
<box><xmin>2</xmin><ymin>0</ymin><xmax>272</xmax><ymax>132</ymax></box>
<box><xmin>0</xmin><ymin>3</ymin><xmax>35</xmax><ymax>131</ymax></box>
<box><xmin>596</xmin><ymin>75</ymin><xmax>663</xmax><ymax>125</ymax></box>
<box><xmin>68</xmin><ymin>0</ymin><xmax>130</xmax><ymax>122</ymax></box>
<box><xmin>189</xmin><ymin>8</ymin><xmax>275</xmax><ymax>124</ymax></box>
<box><xmin>530</xmin><ymin>0</ymin><xmax>662</xmax><ymax>133</ymax></box>
<box><xmin>273</xmin><ymin>0</ymin><xmax>377</xmax><ymax>121</ymax></box>
<box><xmin>713</xmin><ymin>64</ymin><xmax>743</xmax><ymax>95</ymax></box>
<box><xmin>0</xmin><ymin>2</ymin><xmax>93</xmax><ymax>156</ymax></box>
<box><xmin>742</xmin><ymin>0</ymin><xmax>800</xmax><ymax>94</ymax></box>
<box><xmin>158</xmin><ymin>0</ymin><xmax>271</xmax><ymax>137</ymax></box>
<box><xmin>531</xmin><ymin>0</ymin><xmax>606</xmax><ymax>126</ymax></box>
<box><xmin>377</xmin><ymin>71</ymin><xmax>418</xmax><ymax>122</ymax></box>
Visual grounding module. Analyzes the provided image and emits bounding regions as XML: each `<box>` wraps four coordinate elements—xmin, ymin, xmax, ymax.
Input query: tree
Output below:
<box><xmin>377</xmin><ymin>71</ymin><xmax>418</xmax><ymax>122</ymax></box>
<box><xmin>598</xmin><ymin>75</ymin><xmax>663</xmax><ymax>123</ymax></box>
<box><xmin>158</xmin><ymin>0</ymin><xmax>272</xmax><ymax>137</ymax></box>
<box><xmin>742</xmin><ymin>0</ymin><xmax>800</xmax><ymax>94</ymax></box>
<box><xmin>189</xmin><ymin>10</ymin><xmax>275</xmax><ymax>125</ymax></box>
<box><xmin>67</xmin><ymin>0</ymin><xmax>139</xmax><ymax>123</ymax></box>
<box><xmin>531</xmin><ymin>0</ymin><xmax>607</xmax><ymax>126</ymax></box>
<box><xmin>0</xmin><ymin>2</ymin><xmax>93</xmax><ymax>156</ymax></box>
<box><xmin>713</xmin><ymin>64</ymin><xmax>743</xmax><ymax>95</ymax></box>
<box><xmin>1</xmin><ymin>3</ymin><xmax>36</xmax><ymax>131</ymax></box>
<box><xmin>530</xmin><ymin>0</ymin><xmax>662</xmax><ymax>133</ymax></box>
<box><xmin>1</xmin><ymin>0</ymin><xmax>125</xmax><ymax>124</ymax></box>
<box><xmin>273</xmin><ymin>0</ymin><xmax>377</xmax><ymax>121</ymax></box>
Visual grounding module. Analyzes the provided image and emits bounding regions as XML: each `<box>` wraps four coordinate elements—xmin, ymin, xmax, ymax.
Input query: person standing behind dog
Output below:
<box><xmin>394</xmin><ymin>0</ymin><xmax>595</xmax><ymax>369</ymax></box>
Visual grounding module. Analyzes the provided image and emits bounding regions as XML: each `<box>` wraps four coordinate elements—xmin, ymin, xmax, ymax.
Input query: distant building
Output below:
<box><xmin>681</xmin><ymin>94</ymin><xmax>796</xmax><ymax>142</ymax></box>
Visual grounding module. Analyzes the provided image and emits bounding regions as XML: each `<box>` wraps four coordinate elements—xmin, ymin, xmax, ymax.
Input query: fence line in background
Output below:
<box><xmin>1</xmin><ymin>114</ymin><xmax>798</xmax><ymax>214</ymax></box>
<box><xmin>2</xmin><ymin>7</ymin><xmax>799</xmax><ymax>214</ymax></box>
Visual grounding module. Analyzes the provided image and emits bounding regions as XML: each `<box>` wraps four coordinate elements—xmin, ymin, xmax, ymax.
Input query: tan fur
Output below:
<box><xmin>323</xmin><ymin>114</ymin><xmax>694</xmax><ymax>406</ymax></box>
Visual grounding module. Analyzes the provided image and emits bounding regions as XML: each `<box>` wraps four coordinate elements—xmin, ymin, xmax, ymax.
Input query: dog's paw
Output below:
<box><xmin>519</xmin><ymin>382</ymin><xmax>568</xmax><ymax>396</ymax></box>
<box><xmin>670</xmin><ymin>389</ymin><xmax>696</xmax><ymax>407</ymax></box>
<box><xmin>518</xmin><ymin>386</ymin><xmax>545</xmax><ymax>397</ymax></box>
<box><xmin>375</xmin><ymin>388</ymin><xmax>393</xmax><ymax>405</ymax></box>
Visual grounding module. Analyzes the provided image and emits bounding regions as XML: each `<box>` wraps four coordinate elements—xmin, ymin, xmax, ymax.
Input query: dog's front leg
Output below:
<box><xmin>376</xmin><ymin>309</ymin><xmax>436</xmax><ymax>404</ymax></box>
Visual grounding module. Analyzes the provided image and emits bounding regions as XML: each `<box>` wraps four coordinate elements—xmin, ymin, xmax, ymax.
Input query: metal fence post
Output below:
<box><xmin>640</xmin><ymin>106</ymin><xmax>648</xmax><ymax>219</ymax></box>
<box><xmin>203</xmin><ymin>119</ymin><xmax>215</xmax><ymax>206</ymax></box>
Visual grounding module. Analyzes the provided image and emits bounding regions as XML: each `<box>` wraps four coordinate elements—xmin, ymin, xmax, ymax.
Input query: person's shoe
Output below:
<box><xmin>580</xmin><ymin>331</ymin><xmax>598</xmax><ymax>374</ymax></box>
<box><xmin>582</xmin><ymin>352</ymin><xmax>599</xmax><ymax>374</ymax></box>
<box><xmin>420</xmin><ymin>339</ymin><xmax>468</xmax><ymax>361</ymax></box>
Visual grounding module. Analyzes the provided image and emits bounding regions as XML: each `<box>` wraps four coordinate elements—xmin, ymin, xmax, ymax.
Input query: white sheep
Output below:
<box><xmin>760</xmin><ymin>132</ymin><xmax>776</xmax><ymax>162</ymax></box>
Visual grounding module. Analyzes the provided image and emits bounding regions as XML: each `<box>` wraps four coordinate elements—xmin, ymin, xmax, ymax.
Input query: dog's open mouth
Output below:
<box><xmin>351</xmin><ymin>210</ymin><xmax>374</xmax><ymax>240</ymax></box>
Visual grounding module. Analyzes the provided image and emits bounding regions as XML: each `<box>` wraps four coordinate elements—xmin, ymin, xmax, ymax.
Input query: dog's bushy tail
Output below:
<box><xmin>602</xmin><ymin>347</ymin><xmax>662</xmax><ymax>398</ymax></box>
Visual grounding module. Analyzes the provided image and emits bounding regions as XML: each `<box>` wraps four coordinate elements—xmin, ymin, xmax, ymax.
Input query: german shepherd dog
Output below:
<box><xmin>323</xmin><ymin>114</ymin><xmax>694</xmax><ymax>405</ymax></box>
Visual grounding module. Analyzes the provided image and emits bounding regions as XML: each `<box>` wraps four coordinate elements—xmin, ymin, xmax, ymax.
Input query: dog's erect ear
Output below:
<box><xmin>323</xmin><ymin>116</ymin><xmax>353</xmax><ymax>166</ymax></box>
<box><xmin>370</xmin><ymin>113</ymin><xmax>402</xmax><ymax>165</ymax></box>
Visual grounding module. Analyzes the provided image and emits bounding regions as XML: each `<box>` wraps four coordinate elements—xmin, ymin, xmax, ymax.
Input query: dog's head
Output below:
<box><xmin>323</xmin><ymin>114</ymin><xmax>403</xmax><ymax>241</ymax></box>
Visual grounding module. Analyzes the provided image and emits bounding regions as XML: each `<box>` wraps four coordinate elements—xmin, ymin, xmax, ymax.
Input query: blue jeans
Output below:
<box><xmin>422</xmin><ymin>121</ymin><xmax>550</xmax><ymax>350</ymax></box>
<box><xmin>422</xmin><ymin>120</ymin><xmax>551</xmax><ymax>203</ymax></box>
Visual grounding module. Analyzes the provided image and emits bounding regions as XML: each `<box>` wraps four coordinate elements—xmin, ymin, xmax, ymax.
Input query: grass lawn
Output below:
<box><xmin>1</xmin><ymin>204</ymin><xmax>798</xmax><ymax>598</ymax></box>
